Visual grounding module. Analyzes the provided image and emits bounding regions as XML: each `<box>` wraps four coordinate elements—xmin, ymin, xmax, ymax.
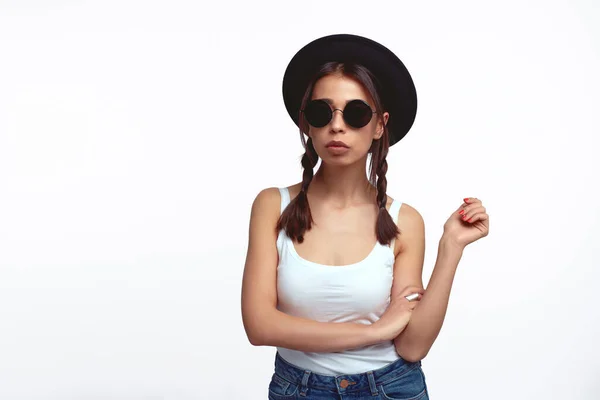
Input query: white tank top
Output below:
<box><xmin>275</xmin><ymin>187</ymin><xmax>403</xmax><ymax>375</ymax></box>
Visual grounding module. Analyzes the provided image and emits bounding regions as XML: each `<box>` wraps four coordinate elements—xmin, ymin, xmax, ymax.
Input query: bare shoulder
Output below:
<box><xmin>251</xmin><ymin>186</ymin><xmax>281</xmax><ymax>213</ymax></box>
<box><xmin>251</xmin><ymin>183</ymin><xmax>303</xmax><ymax>216</ymax></box>
<box><xmin>384</xmin><ymin>195</ymin><xmax>423</xmax><ymax>226</ymax></box>
<box><xmin>394</xmin><ymin>201</ymin><xmax>425</xmax><ymax>253</ymax></box>
<box><xmin>397</xmin><ymin>202</ymin><xmax>425</xmax><ymax>229</ymax></box>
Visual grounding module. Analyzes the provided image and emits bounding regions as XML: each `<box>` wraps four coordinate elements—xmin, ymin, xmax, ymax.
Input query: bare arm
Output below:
<box><xmin>390</xmin><ymin>204</ymin><xmax>463</xmax><ymax>362</ymax></box>
<box><xmin>241</xmin><ymin>187</ymin><xmax>381</xmax><ymax>352</ymax></box>
<box><xmin>395</xmin><ymin>239</ymin><xmax>462</xmax><ymax>362</ymax></box>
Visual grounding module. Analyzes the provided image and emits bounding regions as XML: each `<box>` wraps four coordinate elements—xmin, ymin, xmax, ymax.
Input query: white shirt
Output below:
<box><xmin>275</xmin><ymin>187</ymin><xmax>403</xmax><ymax>375</ymax></box>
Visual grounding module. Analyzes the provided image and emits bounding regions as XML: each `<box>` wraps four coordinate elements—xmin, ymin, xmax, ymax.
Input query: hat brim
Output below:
<box><xmin>282</xmin><ymin>34</ymin><xmax>417</xmax><ymax>147</ymax></box>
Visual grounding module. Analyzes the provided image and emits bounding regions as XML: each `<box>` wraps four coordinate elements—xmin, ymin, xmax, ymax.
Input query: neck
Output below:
<box><xmin>310</xmin><ymin>159</ymin><xmax>376</xmax><ymax>207</ymax></box>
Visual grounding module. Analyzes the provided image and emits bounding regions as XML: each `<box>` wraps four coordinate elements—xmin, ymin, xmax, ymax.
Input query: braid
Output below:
<box><xmin>374</xmin><ymin>138</ymin><xmax>400</xmax><ymax>245</ymax></box>
<box><xmin>376</xmin><ymin>150</ymin><xmax>389</xmax><ymax>210</ymax></box>
<box><xmin>301</xmin><ymin>138</ymin><xmax>317</xmax><ymax>193</ymax></box>
<box><xmin>276</xmin><ymin>137</ymin><xmax>319</xmax><ymax>243</ymax></box>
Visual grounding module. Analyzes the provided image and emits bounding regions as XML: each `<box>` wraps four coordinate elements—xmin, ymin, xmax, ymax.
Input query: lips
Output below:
<box><xmin>326</xmin><ymin>140</ymin><xmax>349</xmax><ymax>148</ymax></box>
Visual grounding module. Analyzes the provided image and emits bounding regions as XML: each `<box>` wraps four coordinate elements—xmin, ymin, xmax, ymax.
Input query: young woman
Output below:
<box><xmin>241</xmin><ymin>34</ymin><xmax>490</xmax><ymax>400</ymax></box>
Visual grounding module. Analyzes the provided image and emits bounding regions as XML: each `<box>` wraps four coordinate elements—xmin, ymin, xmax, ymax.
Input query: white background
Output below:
<box><xmin>0</xmin><ymin>1</ymin><xmax>598</xmax><ymax>399</ymax></box>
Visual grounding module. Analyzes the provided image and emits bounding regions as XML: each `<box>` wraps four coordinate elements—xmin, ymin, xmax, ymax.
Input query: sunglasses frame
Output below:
<box><xmin>301</xmin><ymin>99</ymin><xmax>378</xmax><ymax>129</ymax></box>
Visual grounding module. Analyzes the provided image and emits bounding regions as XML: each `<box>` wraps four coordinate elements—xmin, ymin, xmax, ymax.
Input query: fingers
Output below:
<box><xmin>459</xmin><ymin>198</ymin><xmax>486</xmax><ymax>223</ymax></box>
<box><xmin>398</xmin><ymin>290</ymin><xmax>424</xmax><ymax>302</ymax></box>
<box><xmin>395</xmin><ymin>286</ymin><xmax>425</xmax><ymax>304</ymax></box>
<box><xmin>405</xmin><ymin>293</ymin><xmax>420</xmax><ymax>301</ymax></box>
<box><xmin>399</xmin><ymin>285</ymin><xmax>425</xmax><ymax>296</ymax></box>
<box><xmin>464</xmin><ymin>197</ymin><xmax>481</xmax><ymax>205</ymax></box>
<box><xmin>466</xmin><ymin>212</ymin><xmax>490</xmax><ymax>224</ymax></box>
<box><xmin>457</xmin><ymin>197</ymin><xmax>479</xmax><ymax>211</ymax></box>
<box><xmin>460</xmin><ymin>206</ymin><xmax>486</xmax><ymax>222</ymax></box>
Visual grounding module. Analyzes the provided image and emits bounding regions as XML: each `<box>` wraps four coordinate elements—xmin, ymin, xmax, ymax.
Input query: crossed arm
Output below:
<box><xmin>241</xmin><ymin>188</ymin><xmax>463</xmax><ymax>359</ymax></box>
<box><xmin>391</xmin><ymin>204</ymin><xmax>463</xmax><ymax>362</ymax></box>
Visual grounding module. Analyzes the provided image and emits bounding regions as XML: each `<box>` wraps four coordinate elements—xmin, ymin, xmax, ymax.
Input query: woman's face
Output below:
<box><xmin>307</xmin><ymin>73</ymin><xmax>389</xmax><ymax>166</ymax></box>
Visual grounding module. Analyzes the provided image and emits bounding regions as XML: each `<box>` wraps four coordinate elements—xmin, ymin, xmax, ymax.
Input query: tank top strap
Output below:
<box><xmin>278</xmin><ymin>187</ymin><xmax>291</xmax><ymax>215</ymax></box>
<box><xmin>388</xmin><ymin>198</ymin><xmax>402</xmax><ymax>251</ymax></box>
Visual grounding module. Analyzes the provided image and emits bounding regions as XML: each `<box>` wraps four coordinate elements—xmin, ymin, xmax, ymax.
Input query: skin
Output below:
<box><xmin>290</xmin><ymin>73</ymin><xmax>391</xmax><ymax>266</ymax></box>
<box><xmin>240</xmin><ymin>73</ymin><xmax>490</xmax><ymax>361</ymax></box>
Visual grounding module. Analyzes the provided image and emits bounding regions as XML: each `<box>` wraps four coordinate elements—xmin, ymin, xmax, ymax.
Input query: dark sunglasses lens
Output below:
<box><xmin>304</xmin><ymin>100</ymin><xmax>331</xmax><ymax>127</ymax></box>
<box><xmin>344</xmin><ymin>100</ymin><xmax>373</xmax><ymax>128</ymax></box>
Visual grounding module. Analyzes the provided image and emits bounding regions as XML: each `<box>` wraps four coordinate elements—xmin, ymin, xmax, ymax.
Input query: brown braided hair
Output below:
<box><xmin>276</xmin><ymin>62</ymin><xmax>400</xmax><ymax>245</ymax></box>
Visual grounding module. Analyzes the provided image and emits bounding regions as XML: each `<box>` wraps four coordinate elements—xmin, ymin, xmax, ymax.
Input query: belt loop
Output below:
<box><xmin>367</xmin><ymin>371</ymin><xmax>378</xmax><ymax>396</ymax></box>
<box><xmin>299</xmin><ymin>370</ymin><xmax>311</xmax><ymax>397</ymax></box>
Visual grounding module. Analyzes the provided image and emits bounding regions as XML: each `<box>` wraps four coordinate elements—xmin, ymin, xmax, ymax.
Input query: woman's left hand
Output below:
<box><xmin>443</xmin><ymin>197</ymin><xmax>489</xmax><ymax>250</ymax></box>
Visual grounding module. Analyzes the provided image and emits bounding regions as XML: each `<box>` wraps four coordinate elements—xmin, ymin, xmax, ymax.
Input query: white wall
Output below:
<box><xmin>0</xmin><ymin>1</ymin><xmax>598</xmax><ymax>398</ymax></box>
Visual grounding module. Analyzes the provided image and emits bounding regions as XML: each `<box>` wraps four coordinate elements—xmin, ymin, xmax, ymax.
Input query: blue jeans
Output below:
<box><xmin>268</xmin><ymin>352</ymin><xmax>429</xmax><ymax>400</ymax></box>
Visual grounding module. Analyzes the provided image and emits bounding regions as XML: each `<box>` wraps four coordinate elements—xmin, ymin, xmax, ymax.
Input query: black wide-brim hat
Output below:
<box><xmin>282</xmin><ymin>33</ymin><xmax>417</xmax><ymax>147</ymax></box>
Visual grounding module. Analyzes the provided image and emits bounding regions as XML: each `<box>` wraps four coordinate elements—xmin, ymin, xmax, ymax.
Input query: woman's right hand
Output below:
<box><xmin>370</xmin><ymin>285</ymin><xmax>425</xmax><ymax>342</ymax></box>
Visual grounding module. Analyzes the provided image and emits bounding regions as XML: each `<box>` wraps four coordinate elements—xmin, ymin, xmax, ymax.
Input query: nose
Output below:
<box><xmin>330</xmin><ymin>108</ymin><xmax>345</xmax><ymax>132</ymax></box>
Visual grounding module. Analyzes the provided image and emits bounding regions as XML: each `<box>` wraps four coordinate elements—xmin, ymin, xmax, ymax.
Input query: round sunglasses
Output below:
<box><xmin>301</xmin><ymin>99</ymin><xmax>377</xmax><ymax>129</ymax></box>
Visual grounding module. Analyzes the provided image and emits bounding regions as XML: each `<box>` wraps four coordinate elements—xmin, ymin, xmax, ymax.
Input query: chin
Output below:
<box><xmin>321</xmin><ymin>157</ymin><xmax>352</xmax><ymax>167</ymax></box>
<box><xmin>318</xmin><ymin>152</ymin><xmax>363</xmax><ymax>167</ymax></box>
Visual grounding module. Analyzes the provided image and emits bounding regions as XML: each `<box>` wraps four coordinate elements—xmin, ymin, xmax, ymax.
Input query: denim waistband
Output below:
<box><xmin>274</xmin><ymin>351</ymin><xmax>422</xmax><ymax>395</ymax></box>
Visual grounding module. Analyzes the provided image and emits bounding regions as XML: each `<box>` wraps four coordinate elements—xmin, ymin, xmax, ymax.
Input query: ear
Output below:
<box><xmin>374</xmin><ymin>112</ymin><xmax>389</xmax><ymax>140</ymax></box>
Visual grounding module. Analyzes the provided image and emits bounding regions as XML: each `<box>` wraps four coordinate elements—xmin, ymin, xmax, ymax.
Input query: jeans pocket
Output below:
<box><xmin>379</xmin><ymin>366</ymin><xmax>428</xmax><ymax>400</ymax></box>
<box><xmin>268</xmin><ymin>373</ymin><xmax>299</xmax><ymax>399</ymax></box>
